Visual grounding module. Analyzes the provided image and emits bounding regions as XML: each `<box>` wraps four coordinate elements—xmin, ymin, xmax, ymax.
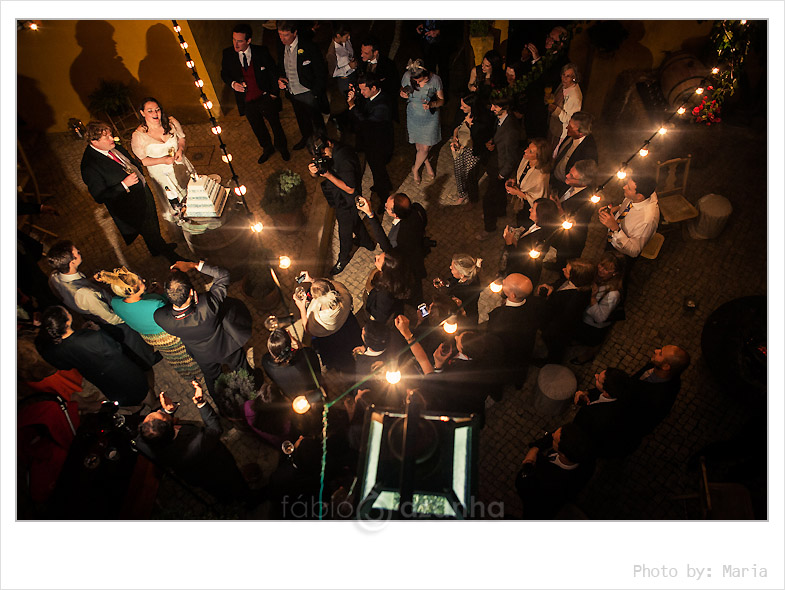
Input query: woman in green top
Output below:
<box><xmin>95</xmin><ymin>266</ymin><xmax>201</xmax><ymax>382</ymax></box>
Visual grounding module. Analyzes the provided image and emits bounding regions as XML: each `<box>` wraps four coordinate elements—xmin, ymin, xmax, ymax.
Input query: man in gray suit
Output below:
<box><xmin>477</xmin><ymin>96</ymin><xmax>521</xmax><ymax>240</ymax></box>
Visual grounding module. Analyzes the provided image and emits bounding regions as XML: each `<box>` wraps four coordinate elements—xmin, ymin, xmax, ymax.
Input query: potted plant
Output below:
<box><xmin>214</xmin><ymin>368</ymin><xmax>259</xmax><ymax>430</ymax></box>
<box><xmin>469</xmin><ymin>20</ymin><xmax>495</xmax><ymax>67</ymax></box>
<box><xmin>261</xmin><ymin>169</ymin><xmax>307</xmax><ymax>232</ymax></box>
<box><xmin>87</xmin><ymin>79</ymin><xmax>132</xmax><ymax>117</ymax></box>
<box><xmin>241</xmin><ymin>240</ymin><xmax>279</xmax><ymax>309</ymax></box>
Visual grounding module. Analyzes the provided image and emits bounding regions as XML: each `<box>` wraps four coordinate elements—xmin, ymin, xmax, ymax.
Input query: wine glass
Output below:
<box><xmin>264</xmin><ymin>315</ymin><xmax>279</xmax><ymax>331</ymax></box>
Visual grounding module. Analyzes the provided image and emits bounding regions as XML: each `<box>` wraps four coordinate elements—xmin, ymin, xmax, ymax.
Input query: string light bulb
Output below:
<box><xmin>489</xmin><ymin>279</ymin><xmax>503</xmax><ymax>293</ymax></box>
<box><xmin>639</xmin><ymin>147</ymin><xmax>649</xmax><ymax>157</ymax></box>
<box><xmin>385</xmin><ymin>368</ymin><xmax>401</xmax><ymax>385</ymax></box>
<box><xmin>561</xmin><ymin>219</ymin><xmax>574</xmax><ymax>230</ymax></box>
<box><xmin>185</xmin><ymin>60</ymin><xmax>195</xmax><ymax>69</ymax></box>
<box><xmin>278</xmin><ymin>256</ymin><xmax>291</xmax><ymax>269</ymax></box>
<box><xmin>740</xmin><ymin>20</ymin><xmax>747</xmax><ymax>25</ymax></box>
<box><xmin>234</xmin><ymin>184</ymin><xmax>247</xmax><ymax>196</ymax></box>
<box><xmin>180</xmin><ymin>41</ymin><xmax>189</xmax><ymax>49</ymax></box>
<box><xmin>711</xmin><ymin>67</ymin><xmax>720</xmax><ymax>75</ymax></box>
<box><xmin>658</xmin><ymin>127</ymin><xmax>668</xmax><ymax>135</ymax></box>
<box><xmin>195</xmin><ymin>79</ymin><xmax>204</xmax><ymax>88</ymax></box>
<box><xmin>29</xmin><ymin>22</ymin><xmax>39</xmax><ymax>31</ymax></box>
<box><xmin>590</xmin><ymin>194</ymin><xmax>601</xmax><ymax>204</ymax></box>
<box><xmin>695</xmin><ymin>87</ymin><xmax>704</xmax><ymax>95</ymax></box>
<box><xmin>292</xmin><ymin>395</ymin><xmax>310</xmax><ymax>414</ymax></box>
<box><xmin>250</xmin><ymin>221</ymin><xmax>264</xmax><ymax>233</ymax></box>
<box><xmin>528</xmin><ymin>248</ymin><xmax>541</xmax><ymax>259</ymax></box>
<box><xmin>616</xmin><ymin>169</ymin><xmax>627</xmax><ymax>179</ymax></box>
<box><xmin>173</xmin><ymin>24</ymin><xmax>182</xmax><ymax>33</ymax></box>
<box><xmin>202</xmin><ymin>100</ymin><xmax>213</xmax><ymax>110</ymax></box>
<box><xmin>211</xmin><ymin>125</ymin><xmax>222</xmax><ymax>135</ymax></box>
<box><xmin>677</xmin><ymin>106</ymin><xmax>686</xmax><ymax>115</ymax></box>
<box><xmin>443</xmin><ymin>315</ymin><xmax>458</xmax><ymax>334</ymax></box>
<box><xmin>221</xmin><ymin>153</ymin><xmax>233</xmax><ymax>163</ymax></box>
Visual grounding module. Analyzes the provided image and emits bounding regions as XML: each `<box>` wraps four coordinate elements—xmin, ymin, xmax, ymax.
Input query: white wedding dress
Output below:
<box><xmin>131</xmin><ymin>116</ymin><xmax>195</xmax><ymax>224</ymax></box>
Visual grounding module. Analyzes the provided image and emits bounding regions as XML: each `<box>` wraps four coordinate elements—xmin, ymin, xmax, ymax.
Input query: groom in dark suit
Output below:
<box><xmin>80</xmin><ymin>121</ymin><xmax>178</xmax><ymax>263</ymax></box>
<box><xmin>221</xmin><ymin>22</ymin><xmax>289</xmax><ymax>165</ymax></box>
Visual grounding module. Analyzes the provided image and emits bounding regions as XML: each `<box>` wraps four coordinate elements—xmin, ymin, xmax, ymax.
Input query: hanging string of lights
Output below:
<box><xmin>170</xmin><ymin>20</ymin><xmax>253</xmax><ymax>220</ymax></box>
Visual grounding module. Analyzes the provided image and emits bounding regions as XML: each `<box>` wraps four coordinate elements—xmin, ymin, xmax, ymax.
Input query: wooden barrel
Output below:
<box><xmin>659</xmin><ymin>52</ymin><xmax>706</xmax><ymax>109</ymax></box>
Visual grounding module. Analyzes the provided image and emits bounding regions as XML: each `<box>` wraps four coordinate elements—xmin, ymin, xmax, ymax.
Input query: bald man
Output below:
<box><xmin>485</xmin><ymin>273</ymin><xmax>543</xmax><ymax>388</ymax></box>
<box><xmin>631</xmin><ymin>345</ymin><xmax>691</xmax><ymax>434</ymax></box>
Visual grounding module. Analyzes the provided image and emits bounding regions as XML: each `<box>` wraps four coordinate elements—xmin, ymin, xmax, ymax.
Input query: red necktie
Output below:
<box><xmin>108</xmin><ymin>150</ymin><xmax>123</xmax><ymax>165</ymax></box>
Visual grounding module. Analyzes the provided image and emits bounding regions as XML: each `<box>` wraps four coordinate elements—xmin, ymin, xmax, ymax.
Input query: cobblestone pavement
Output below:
<box><xmin>23</xmin><ymin>74</ymin><xmax>766</xmax><ymax>518</ymax></box>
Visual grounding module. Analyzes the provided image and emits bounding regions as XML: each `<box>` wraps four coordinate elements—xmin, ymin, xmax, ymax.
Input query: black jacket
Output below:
<box><xmin>363</xmin><ymin>208</ymin><xmax>427</xmax><ymax>280</ymax></box>
<box><xmin>220</xmin><ymin>44</ymin><xmax>282</xmax><ymax>116</ymax></box>
<box><xmin>320</xmin><ymin>143</ymin><xmax>361</xmax><ymax>210</ymax></box>
<box><xmin>551</xmin><ymin>134</ymin><xmax>599</xmax><ymax>194</ymax></box>
<box><xmin>556</xmin><ymin>186</ymin><xmax>595</xmax><ymax>261</ymax></box>
<box><xmin>80</xmin><ymin>144</ymin><xmax>156</xmax><ymax>242</ymax></box>
<box><xmin>486</xmin><ymin>299</ymin><xmax>542</xmax><ymax>382</ymax></box>
<box><xmin>349</xmin><ymin>91</ymin><xmax>394</xmax><ymax>158</ymax></box>
<box><xmin>153</xmin><ymin>264</ymin><xmax>252</xmax><ymax>366</ymax></box>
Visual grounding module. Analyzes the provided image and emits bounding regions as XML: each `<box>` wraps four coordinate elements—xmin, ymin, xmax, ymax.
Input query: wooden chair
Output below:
<box><xmin>672</xmin><ymin>457</ymin><xmax>755</xmax><ymax>519</ymax></box>
<box><xmin>655</xmin><ymin>155</ymin><xmax>699</xmax><ymax>229</ymax></box>
<box><xmin>640</xmin><ymin>232</ymin><xmax>664</xmax><ymax>259</ymax></box>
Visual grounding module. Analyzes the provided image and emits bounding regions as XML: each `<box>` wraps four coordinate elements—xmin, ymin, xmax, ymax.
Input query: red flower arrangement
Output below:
<box><xmin>692</xmin><ymin>86</ymin><xmax>722</xmax><ymax>126</ymax></box>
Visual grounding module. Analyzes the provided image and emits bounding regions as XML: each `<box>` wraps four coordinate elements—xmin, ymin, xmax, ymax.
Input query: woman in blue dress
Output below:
<box><xmin>400</xmin><ymin>59</ymin><xmax>445</xmax><ymax>183</ymax></box>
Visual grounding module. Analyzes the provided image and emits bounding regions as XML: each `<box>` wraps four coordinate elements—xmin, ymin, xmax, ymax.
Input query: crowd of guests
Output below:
<box><xmin>17</xmin><ymin>20</ymin><xmax>690</xmax><ymax>519</ymax></box>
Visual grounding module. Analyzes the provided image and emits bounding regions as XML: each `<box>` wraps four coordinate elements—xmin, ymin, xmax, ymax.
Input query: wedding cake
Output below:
<box><xmin>184</xmin><ymin>175</ymin><xmax>228</xmax><ymax>218</ymax></box>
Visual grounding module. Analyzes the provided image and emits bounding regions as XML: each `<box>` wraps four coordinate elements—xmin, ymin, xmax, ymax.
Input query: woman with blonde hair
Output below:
<box><xmin>95</xmin><ymin>267</ymin><xmax>200</xmax><ymax>381</ymax></box>
<box><xmin>505</xmin><ymin>137</ymin><xmax>553</xmax><ymax>227</ymax></box>
<box><xmin>434</xmin><ymin>253</ymin><xmax>484</xmax><ymax>322</ymax></box>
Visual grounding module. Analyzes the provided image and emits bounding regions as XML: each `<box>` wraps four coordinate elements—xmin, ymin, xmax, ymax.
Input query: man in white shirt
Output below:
<box><xmin>600</xmin><ymin>171</ymin><xmax>659</xmax><ymax>261</ymax></box>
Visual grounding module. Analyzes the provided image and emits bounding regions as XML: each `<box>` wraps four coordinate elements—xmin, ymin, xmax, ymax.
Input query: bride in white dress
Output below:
<box><xmin>131</xmin><ymin>97</ymin><xmax>195</xmax><ymax>224</ymax></box>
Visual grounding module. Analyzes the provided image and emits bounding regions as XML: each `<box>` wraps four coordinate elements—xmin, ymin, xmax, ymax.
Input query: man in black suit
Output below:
<box><xmin>277</xmin><ymin>20</ymin><xmax>329</xmax><ymax>150</ymax></box>
<box><xmin>153</xmin><ymin>260</ymin><xmax>253</xmax><ymax>403</ymax></box>
<box><xmin>630</xmin><ymin>345</ymin><xmax>690</xmax><ymax>435</ymax></box>
<box><xmin>347</xmin><ymin>73</ymin><xmax>394</xmax><ymax>209</ymax></box>
<box><xmin>136</xmin><ymin>386</ymin><xmax>250</xmax><ymax>503</ymax></box>
<box><xmin>357</xmin><ymin>192</ymin><xmax>427</xmax><ymax>303</ymax></box>
<box><xmin>80</xmin><ymin>121</ymin><xmax>178</xmax><ymax>263</ymax></box>
<box><xmin>551</xmin><ymin>111</ymin><xmax>598</xmax><ymax>194</ymax></box>
<box><xmin>477</xmin><ymin>97</ymin><xmax>521</xmax><ymax>240</ymax></box>
<box><xmin>307</xmin><ymin>135</ymin><xmax>374</xmax><ymax>276</ymax></box>
<box><xmin>357</xmin><ymin>36</ymin><xmax>400</xmax><ymax>120</ymax></box>
<box><xmin>554</xmin><ymin>159</ymin><xmax>598</xmax><ymax>269</ymax></box>
<box><xmin>573</xmin><ymin>367</ymin><xmax>640</xmax><ymax>457</ymax></box>
<box><xmin>221</xmin><ymin>23</ymin><xmax>289</xmax><ymax>164</ymax></box>
<box><xmin>515</xmin><ymin>423</ymin><xmax>595</xmax><ymax>519</ymax></box>
<box><xmin>485</xmin><ymin>273</ymin><xmax>541</xmax><ymax>388</ymax></box>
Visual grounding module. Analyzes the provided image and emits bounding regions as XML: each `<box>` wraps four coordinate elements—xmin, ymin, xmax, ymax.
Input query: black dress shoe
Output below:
<box><xmin>280</xmin><ymin>148</ymin><xmax>291</xmax><ymax>161</ymax></box>
<box><xmin>329</xmin><ymin>261</ymin><xmax>346</xmax><ymax>276</ymax></box>
<box><xmin>292</xmin><ymin>138</ymin><xmax>308</xmax><ymax>150</ymax></box>
<box><xmin>258</xmin><ymin>149</ymin><xmax>275</xmax><ymax>164</ymax></box>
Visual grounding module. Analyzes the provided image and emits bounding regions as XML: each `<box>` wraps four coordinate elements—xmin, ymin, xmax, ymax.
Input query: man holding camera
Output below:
<box><xmin>307</xmin><ymin>135</ymin><xmax>375</xmax><ymax>276</ymax></box>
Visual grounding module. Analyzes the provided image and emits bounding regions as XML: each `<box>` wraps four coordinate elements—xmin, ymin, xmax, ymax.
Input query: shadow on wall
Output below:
<box><xmin>70</xmin><ymin>20</ymin><xmax>143</xmax><ymax>116</ymax></box>
<box><xmin>138</xmin><ymin>23</ymin><xmax>204</xmax><ymax>123</ymax></box>
<box><xmin>18</xmin><ymin>75</ymin><xmax>55</xmax><ymax>131</ymax></box>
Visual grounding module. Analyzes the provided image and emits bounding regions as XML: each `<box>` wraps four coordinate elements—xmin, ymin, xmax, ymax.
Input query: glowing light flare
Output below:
<box><xmin>677</xmin><ymin>106</ymin><xmax>686</xmax><ymax>115</ymax></box>
<box><xmin>278</xmin><ymin>256</ymin><xmax>291</xmax><ymax>269</ymax></box>
<box><xmin>658</xmin><ymin>127</ymin><xmax>667</xmax><ymax>135</ymax></box>
<box><xmin>292</xmin><ymin>396</ymin><xmax>310</xmax><ymax>414</ymax></box>
<box><xmin>740</xmin><ymin>20</ymin><xmax>747</xmax><ymax>25</ymax></box>
<box><xmin>221</xmin><ymin>154</ymin><xmax>233</xmax><ymax>163</ymax></box>
<box><xmin>561</xmin><ymin>219</ymin><xmax>574</xmax><ymax>230</ymax></box>
<box><xmin>590</xmin><ymin>194</ymin><xmax>601</xmax><ymax>204</ymax></box>
<box><xmin>29</xmin><ymin>23</ymin><xmax>39</xmax><ymax>30</ymax></box>
<box><xmin>528</xmin><ymin>248</ymin><xmax>541</xmax><ymax>259</ymax></box>
<box><xmin>250</xmin><ymin>222</ymin><xmax>264</xmax><ymax>233</ymax></box>
<box><xmin>489</xmin><ymin>280</ymin><xmax>503</xmax><ymax>293</ymax></box>
<box><xmin>695</xmin><ymin>87</ymin><xmax>704</xmax><ymax>95</ymax></box>
<box><xmin>616</xmin><ymin>169</ymin><xmax>627</xmax><ymax>180</ymax></box>
<box><xmin>385</xmin><ymin>369</ymin><xmax>401</xmax><ymax>384</ymax></box>
<box><xmin>711</xmin><ymin>67</ymin><xmax>720</xmax><ymax>75</ymax></box>
<box><xmin>234</xmin><ymin>184</ymin><xmax>247</xmax><ymax>196</ymax></box>
<box><xmin>639</xmin><ymin>147</ymin><xmax>649</xmax><ymax>157</ymax></box>
<box><xmin>443</xmin><ymin>316</ymin><xmax>458</xmax><ymax>334</ymax></box>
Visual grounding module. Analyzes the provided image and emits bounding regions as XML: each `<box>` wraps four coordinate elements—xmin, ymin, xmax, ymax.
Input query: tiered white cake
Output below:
<box><xmin>185</xmin><ymin>175</ymin><xmax>228</xmax><ymax>218</ymax></box>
